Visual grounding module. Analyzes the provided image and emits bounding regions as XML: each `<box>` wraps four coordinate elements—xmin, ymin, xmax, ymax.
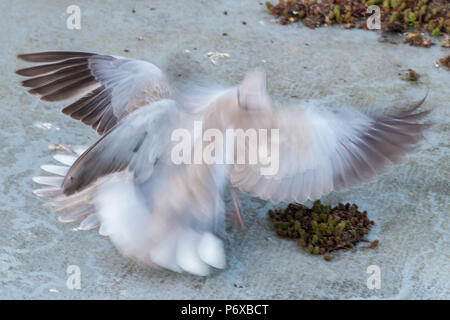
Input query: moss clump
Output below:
<box><xmin>265</xmin><ymin>0</ymin><xmax>449</xmax><ymax>39</ymax></box>
<box><xmin>432</xmin><ymin>27</ymin><xmax>441</xmax><ymax>36</ymax></box>
<box><xmin>266</xmin><ymin>0</ymin><xmax>368</xmax><ymax>29</ymax></box>
<box><xmin>268</xmin><ymin>200</ymin><xmax>377</xmax><ymax>261</ymax></box>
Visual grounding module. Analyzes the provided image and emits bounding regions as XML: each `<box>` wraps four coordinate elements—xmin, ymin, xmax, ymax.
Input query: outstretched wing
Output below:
<box><xmin>60</xmin><ymin>99</ymin><xmax>181</xmax><ymax>195</ymax></box>
<box><xmin>17</xmin><ymin>51</ymin><xmax>172</xmax><ymax>135</ymax></box>
<box><xmin>196</xmin><ymin>69</ymin><xmax>430</xmax><ymax>202</ymax></box>
<box><xmin>229</xmin><ymin>98</ymin><xmax>430</xmax><ymax>202</ymax></box>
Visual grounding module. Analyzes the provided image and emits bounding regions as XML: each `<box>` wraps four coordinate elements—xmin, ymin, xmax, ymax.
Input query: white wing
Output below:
<box><xmin>97</xmin><ymin>161</ymin><xmax>228</xmax><ymax>276</ymax></box>
<box><xmin>194</xmin><ymin>69</ymin><xmax>430</xmax><ymax>202</ymax></box>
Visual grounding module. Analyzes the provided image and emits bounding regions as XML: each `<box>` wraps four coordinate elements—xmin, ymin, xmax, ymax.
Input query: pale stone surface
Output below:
<box><xmin>0</xmin><ymin>0</ymin><xmax>448</xmax><ymax>299</ymax></box>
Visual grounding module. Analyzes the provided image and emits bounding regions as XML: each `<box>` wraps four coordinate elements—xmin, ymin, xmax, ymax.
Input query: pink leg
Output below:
<box><xmin>230</xmin><ymin>188</ymin><xmax>245</xmax><ymax>230</ymax></box>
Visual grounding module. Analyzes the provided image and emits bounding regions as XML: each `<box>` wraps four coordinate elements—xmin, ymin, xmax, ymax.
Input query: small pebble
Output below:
<box><xmin>401</xmin><ymin>68</ymin><xmax>420</xmax><ymax>82</ymax></box>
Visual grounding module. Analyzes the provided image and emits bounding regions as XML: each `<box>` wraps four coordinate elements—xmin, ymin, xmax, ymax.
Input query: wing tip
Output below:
<box><xmin>17</xmin><ymin>53</ymin><xmax>32</xmax><ymax>62</ymax></box>
<box><xmin>17</xmin><ymin>52</ymin><xmax>50</xmax><ymax>62</ymax></box>
<box><xmin>399</xmin><ymin>91</ymin><xmax>430</xmax><ymax>116</ymax></box>
<box><xmin>32</xmin><ymin>187</ymin><xmax>62</xmax><ymax>198</ymax></box>
<box><xmin>17</xmin><ymin>51</ymin><xmax>96</xmax><ymax>63</ymax></box>
<box><xmin>15</xmin><ymin>67</ymin><xmax>34</xmax><ymax>77</ymax></box>
<box><xmin>32</xmin><ymin>176</ymin><xmax>64</xmax><ymax>187</ymax></box>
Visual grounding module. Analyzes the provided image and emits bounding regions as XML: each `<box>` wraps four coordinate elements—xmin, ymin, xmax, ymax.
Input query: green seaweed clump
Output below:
<box><xmin>265</xmin><ymin>0</ymin><xmax>367</xmax><ymax>29</ymax></box>
<box><xmin>265</xmin><ymin>0</ymin><xmax>449</xmax><ymax>38</ymax></box>
<box><xmin>268</xmin><ymin>200</ymin><xmax>377</xmax><ymax>261</ymax></box>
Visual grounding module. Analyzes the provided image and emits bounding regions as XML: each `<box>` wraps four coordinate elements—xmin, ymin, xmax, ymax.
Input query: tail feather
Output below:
<box><xmin>33</xmin><ymin>187</ymin><xmax>63</xmax><ymax>197</ymax></box>
<box><xmin>53</xmin><ymin>154</ymin><xmax>77</xmax><ymax>166</ymax></box>
<box><xmin>33</xmin><ymin>144</ymin><xmax>100</xmax><ymax>231</ymax></box>
<box><xmin>72</xmin><ymin>145</ymin><xmax>88</xmax><ymax>156</ymax></box>
<box><xmin>40</xmin><ymin>165</ymin><xmax>69</xmax><ymax>176</ymax></box>
<box><xmin>32</xmin><ymin>176</ymin><xmax>63</xmax><ymax>187</ymax></box>
<box><xmin>59</xmin><ymin>205</ymin><xmax>95</xmax><ymax>223</ymax></box>
<box><xmin>78</xmin><ymin>214</ymin><xmax>100</xmax><ymax>230</ymax></box>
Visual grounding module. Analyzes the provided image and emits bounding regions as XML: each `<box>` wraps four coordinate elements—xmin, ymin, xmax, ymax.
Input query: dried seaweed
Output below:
<box><xmin>266</xmin><ymin>0</ymin><xmax>449</xmax><ymax>37</ymax></box>
<box><xmin>402</xmin><ymin>32</ymin><xmax>433</xmax><ymax>47</ymax></box>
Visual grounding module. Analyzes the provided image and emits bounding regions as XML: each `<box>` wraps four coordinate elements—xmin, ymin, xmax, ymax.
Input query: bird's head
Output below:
<box><xmin>236</xmin><ymin>68</ymin><xmax>272</xmax><ymax>111</ymax></box>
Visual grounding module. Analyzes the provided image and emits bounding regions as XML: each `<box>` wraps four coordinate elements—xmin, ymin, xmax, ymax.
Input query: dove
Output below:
<box><xmin>18</xmin><ymin>51</ymin><xmax>430</xmax><ymax>276</ymax></box>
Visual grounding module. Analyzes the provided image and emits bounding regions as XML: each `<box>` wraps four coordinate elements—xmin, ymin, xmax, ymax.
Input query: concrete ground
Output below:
<box><xmin>0</xmin><ymin>0</ymin><xmax>449</xmax><ymax>299</ymax></box>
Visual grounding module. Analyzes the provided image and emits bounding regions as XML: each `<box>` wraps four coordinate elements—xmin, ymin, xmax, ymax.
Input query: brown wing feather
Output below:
<box><xmin>17</xmin><ymin>51</ymin><xmax>170</xmax><ymax>135</ymax></box>
<box><xmin>17</xmin><ymin>51</ymin><xmax>94</xmax><ymax>63</ymax></box>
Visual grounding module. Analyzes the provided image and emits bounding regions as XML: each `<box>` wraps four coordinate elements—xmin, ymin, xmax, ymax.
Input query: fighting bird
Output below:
<box><xmin>17</xmin><ymin>51</ymin><xmax>430</xmax><ymax>275</ymax></box>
